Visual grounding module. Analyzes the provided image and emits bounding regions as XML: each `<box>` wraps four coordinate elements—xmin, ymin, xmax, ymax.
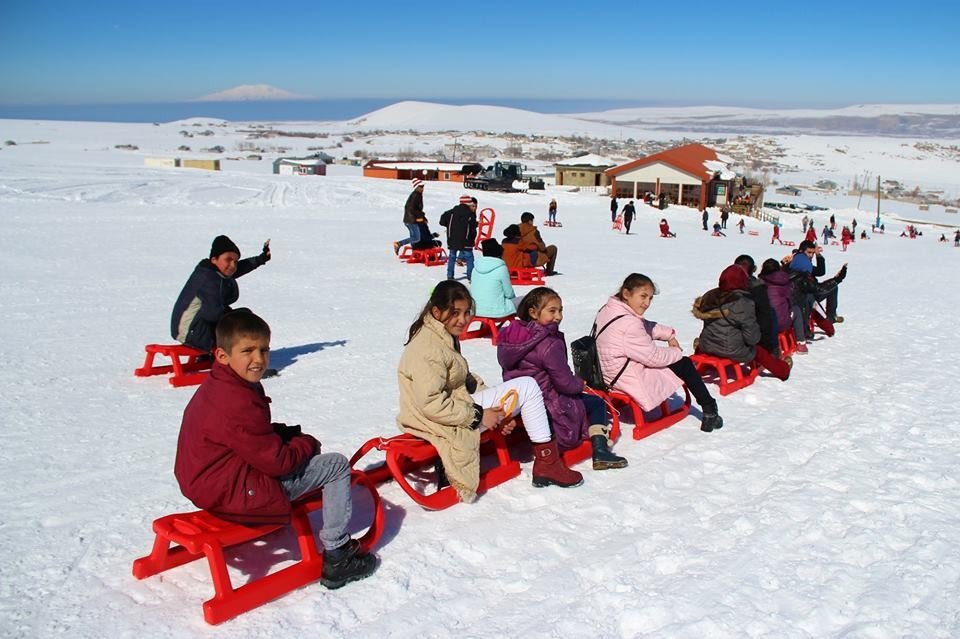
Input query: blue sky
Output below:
<box><xmin>1</xmin><ymin>0</ymin><xmax>957</xmax><ymax>106</ymax></box>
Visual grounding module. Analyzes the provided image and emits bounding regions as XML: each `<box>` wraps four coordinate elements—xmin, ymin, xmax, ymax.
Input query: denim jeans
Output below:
<box><xmin>397</xmin><ymin>222</ymin><xmax>421</xmax><ymax>248</ymax></box>
<box><xmin>446</xmin><ymin>249</ymin><xmax>474</xmax><ymax>280</ymax></box>
<box><xmin>581</xmin><ymin>393</ymin><xmax>609</xmax><ymax>426</ymax></box>
<box><xmin>281</xmin><ymin>452</ymin><xmax>351</xmax><ymax>551</ymax></box>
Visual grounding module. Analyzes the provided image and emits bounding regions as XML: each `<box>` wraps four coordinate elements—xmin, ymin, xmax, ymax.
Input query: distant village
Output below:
<box><xmin>69</xmin><ymin>118</ymin><xmax>958</xmax><ymax>211</ymax></box>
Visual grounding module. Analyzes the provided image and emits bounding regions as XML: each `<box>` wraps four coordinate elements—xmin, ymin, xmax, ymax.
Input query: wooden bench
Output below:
<box><xmin>134</xmin><ymin>344</ymin><xmax>211</xmax><ymax>387</ymax></box>
<box><xmin>690</xmin><ymin>353</ymin><xmax>758</xmax><ymax>396</ymax></box>
<box><xmin>350</xmin><ymin>430</ymin><xmax>520</xmax><ymax>510</ymax></box>
<box><xmin>460</xmin><ymin>314</ymin><xmax>515</xmax><ymax>345</ymax></box>
<box><xmin>132</xmin><ymin>470</ymin><xmax>384</xmax><ymax>625</ymax></box>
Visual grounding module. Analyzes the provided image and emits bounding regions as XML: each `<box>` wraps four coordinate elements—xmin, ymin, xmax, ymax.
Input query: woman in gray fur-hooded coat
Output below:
<box><xmin>692</xmin><ymin>264</ymin><xmax>761</xmax><ymax>363</ymax></box>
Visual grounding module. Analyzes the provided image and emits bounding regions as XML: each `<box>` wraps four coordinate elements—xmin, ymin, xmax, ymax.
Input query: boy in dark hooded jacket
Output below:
<box><xmin>171</xmin><ymin>235</ymin><xmax>271</xmax><ymax>352</ymax></box>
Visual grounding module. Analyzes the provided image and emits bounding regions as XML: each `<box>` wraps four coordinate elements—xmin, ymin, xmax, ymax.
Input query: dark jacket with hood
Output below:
<box><xmin>745</xmin><ymin>275</ymin><xmax>779</xmax><ymax>354</ymax></box>
<box><xmin>439</xmin><ymin>204</ymin><xmax>478</xmax><ymax>251</ymax></box>
<box><xmin>403</xmin><ymin>189</ymin><xmax>424</xmax><ymax>225</ymax></box>
<box><xmin>171</xmin><ymin>256</ymin><xmax>266</xmax><ymax>351</ymax></box>
<box><xmin>174</xmin><ymin>361</ymin><xmax>319</xmax><ymax>525</ymax></box>
<box><xmin>787</xmin><ymin>253</ymin><xmax>841</xmax><ymax>306</ymax></box>
<box><xmin>692</xmin><ymin>265</ymin><xmax>761</xmax><ymax>363</ymax></box>
<box><xmin>496</xmin><ymin>319</ymin><xmax>588</xmax><ymax>450</ymax></box>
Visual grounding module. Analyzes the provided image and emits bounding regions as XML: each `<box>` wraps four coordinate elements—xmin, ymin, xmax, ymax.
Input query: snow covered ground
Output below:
<box><xmin>1</xmin><ymin>115</ymin><xmax>959</xmax><ymax>638</ymax></box>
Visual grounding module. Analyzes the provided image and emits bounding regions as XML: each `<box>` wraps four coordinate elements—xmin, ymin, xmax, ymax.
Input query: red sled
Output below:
<box><xmin>509</xmin><ymin>267</ymin><xmax>545</xmax><ymax>286</ymax></box>
<box><xmin>134</xmin><ymin>343</ymin><xmax>210</xmax><ymax>387</ymax></box>
<box><xmin>131</xmin><ymin>470</ymin><xmax>384</xmax><ymax>625</ymax></box>
<box><xmin>350</xmin><ymin>430</ymin><xmax>521</xmax><ymax>510</ymax></box>
<box><xmin>460</xmin><ymin>314</ymin><xmax>515</xmax><ymax>345</ymax></box>
<box><xmin>690</xmin><ymin>353</ymin><xmax>758</xmax><ymax>396</ymax></box>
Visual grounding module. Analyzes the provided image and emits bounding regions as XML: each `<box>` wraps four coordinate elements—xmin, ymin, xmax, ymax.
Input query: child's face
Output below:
<box><xmin>531</xmin><ymin>296</ymin><xmax>563</xmax><ymax>326</ymax></box>
<box><xmin>431</xmin><ymin>299</ymin><xmax>473</xmax><ymax>337</ymax></box>
<box><xmin>211</xmin><ymin>251</ymin><xmax>240</xmax><ymax>277</ymax></box>
<box><xmin>623</xmin><ymin>284</ymin><xmax>655</xmax><ymax>317</ymax></box>
<box><xmin>215</xmin><ymin>334</ymin><xmax>271</xmax><ymax>383</ymax></box>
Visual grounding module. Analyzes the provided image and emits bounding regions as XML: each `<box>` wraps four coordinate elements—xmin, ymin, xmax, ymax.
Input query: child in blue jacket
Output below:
<box><xmin>471</xmin><ymin>239</ymin><xmax>516</xmax><ymax>318</ymax></box>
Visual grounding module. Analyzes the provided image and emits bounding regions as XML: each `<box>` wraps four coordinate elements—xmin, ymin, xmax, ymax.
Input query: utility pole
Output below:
<box><xmin>876</xmin><ymin>175</ymin><xmax>881</xmax><ymax>228</ymax></box>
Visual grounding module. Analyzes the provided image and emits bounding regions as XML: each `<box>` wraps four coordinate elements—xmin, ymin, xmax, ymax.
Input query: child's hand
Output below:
<box><xmin>260</xmin><ymin>238</ymin><xmax>272</xmax><ymax>263</ymax></box>
<box><xmin>500</xmin><ymin>416</ymin><xmax>518</xmax><ymax>435</ymax></box>
<box><xmin>481</xmin><ymin>406</ymin><xmax>504</xmax><ymax>430</ymax></box>
<box><xmin>667</xmin><ymin>336</ymin><xmax>681</xmax><ymax>350</ymax></box>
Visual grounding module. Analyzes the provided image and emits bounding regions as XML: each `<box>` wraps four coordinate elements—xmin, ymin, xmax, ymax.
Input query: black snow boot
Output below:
<box><xmin>321</xmin><ymin>540</ymin><xmax>377</xmax><ymax>590</ymax></box>
<box><xmin>589</xmin><ymin>425</ymin><xmax>627</xmax><ymax>470</ymax></box>
<box><xmin>700</xmin><ymin>401</ymin><xmax>724</xmax><ymax>433</ymax></box>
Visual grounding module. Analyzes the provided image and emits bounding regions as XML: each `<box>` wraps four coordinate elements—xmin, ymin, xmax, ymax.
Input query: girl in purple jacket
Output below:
<box><xmin>497</xmin><ymin>287</ymin><xmax>627</xmax><ymax>470</ymax></box>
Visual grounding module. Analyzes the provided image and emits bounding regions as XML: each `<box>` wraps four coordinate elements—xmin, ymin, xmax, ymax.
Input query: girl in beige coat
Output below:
<box><xmin>398</xmin><ymin>281</ymin><xmax>582</xmax><ymax>503</ymax></box>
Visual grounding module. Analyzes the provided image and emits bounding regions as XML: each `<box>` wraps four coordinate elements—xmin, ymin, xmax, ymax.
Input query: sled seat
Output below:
<box><xmin>612</xmin><ymin>216</ymin><xmax>623</xmax><ymax>231</ymax></box>
<box><xmin>659</xmin><ymin>232</ymin><xmax>675</xmax><ymax>238</ymax></box>
<box><xmin>509</xmin><ymin>267</ymin><xmax>545</xmax><ymax>286</ymax></box>
<box><xmin>134</xmin><ymin>344</ymin><xmax>210</xmax><ymax>387</ymax></box>
<box><xmin>543</xmin><ymin>220</ymin><xmax>563</xmax><ymax>228</ymax></box>
<box><xmin>350</xmin><ymin>430</ymin><xmax>520</xmax><ymax>511</ymax></box>
<box><xmin>690</xmin><ymin>353</ymin><xmax>758</xmax><ymax>396</ymax></box>
<box><xmin>596</xmin><ymin>387</ymin><xmax>692</xmax><ymax>440</ymax></box>
<box><xmin>748</xmin><ymin>230</ymin><xmax>760</xmax><ymax>236</ymax></box>
<box><xmin>778</xmin><ymin>328</ymin><xmax>798</xmax><ymax>356</ymax></box>
<box><xmin>131</xmin><ymin>471</ymin><xmax>384</xmax><ymax>625</ymax></box>
<box><xmin>460</xmin><ymin>314</ymin><xmax>515</xmax><ymax>345</ymax></box>
<box><xmin>399</xmin><ymin>245</ymin><xmax>447</xmax><ymax>267</ymax></box>
<box><xmin>783</xmin><ymin>240</ymin><xmax>796</xmax><ymax>247</ymax></box>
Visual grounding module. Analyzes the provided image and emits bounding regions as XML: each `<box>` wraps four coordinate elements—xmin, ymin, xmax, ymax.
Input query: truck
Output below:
<box><xmin>462</xmin><ymin>161</ymin><xmax>545</xmax><ymax>192</ymax></box>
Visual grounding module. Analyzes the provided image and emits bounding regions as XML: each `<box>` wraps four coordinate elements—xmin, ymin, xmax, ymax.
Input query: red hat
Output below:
<box><xmin>459</xmin><ymin>194</ymin><xmax>473</xmax><ymax>205</ymax></box>
<box><xmin>718</xmin><ymin>264</ymin><xmax>749</xmax><ymax>292</ymax></box>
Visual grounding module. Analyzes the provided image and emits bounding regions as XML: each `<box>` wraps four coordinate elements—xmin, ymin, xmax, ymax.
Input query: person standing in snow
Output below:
<box><xmin>702</xmin><ymin>208</ymin><xmax>709</xmax><ymax>231</ymax></box>
<box><xmin>720</xmin><ymin>208</ymin><xmax>729</xmax><ymax>229</ymax></box>
<box><xmin>394</xmin><ymin>178</ymin><xmax>426</xmax><ymax>254</ymax></box>
<box><xmin>171</xmin><ymin>235</ymin><xmax>271</xmax><ymax>353</ymax></box>
<box><xmin>738</xmin><ymin>218</ymin><xmax>746</xmax><ymax>234</ymax></box>
<box><xmin>439</xmin><ymin>194</ymin><xmax>478</xmax><ymax>281</ymax></box>
<box><xmin>622</xmin><ymin>200</ymin><xmax>636</xmax><ymax>234</ymax></box>
<box><xmin>610</xmin><ymin>195</ymin><xmax>619</xmax><ymax>223</ymax></box>
<box><xmin>548</xmin><ymin>198</ymin><xmax>558</xmax><ymax>224</ymax></box>
<box><xmin>771</xmin><ymin>223</ymin><xmax>783</xmax><ymax>245</ymax></box>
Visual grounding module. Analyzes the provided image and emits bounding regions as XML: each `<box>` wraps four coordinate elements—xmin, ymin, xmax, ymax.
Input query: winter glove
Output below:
<box><xmin>258</xmin><ymin>239</ymin><xmax>271</xmax><ymax>264</ymax></box>
<box><xmin>834</xmin><ymin>264</ymin><xmax>847</xmax><ymax>283</ymax></box>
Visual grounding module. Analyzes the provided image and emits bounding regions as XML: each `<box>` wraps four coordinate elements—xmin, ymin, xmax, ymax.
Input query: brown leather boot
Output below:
<box><xmin>531</xmin><ymin>439</ymin><xmax>584</xmax><ymax>488</ymax></box>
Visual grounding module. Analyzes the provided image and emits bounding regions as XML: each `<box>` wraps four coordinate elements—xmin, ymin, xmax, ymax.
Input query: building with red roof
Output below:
<box><xmin>605</xmin><ymin>143</ymin><xmax>737</xmax><ymax>211</ymax></box>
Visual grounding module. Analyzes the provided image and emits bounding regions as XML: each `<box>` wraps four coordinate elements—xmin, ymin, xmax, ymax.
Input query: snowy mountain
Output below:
<box><xmin>195</xmin><ymin>84</ymin><xmax>307</xmax><ymax>102</ymax></box>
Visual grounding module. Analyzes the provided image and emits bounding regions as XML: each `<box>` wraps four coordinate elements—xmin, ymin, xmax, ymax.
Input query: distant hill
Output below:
<box><xmin>194</xmin><ymin>84</ymin><xmax>308</xmax><ymax>102</ymax></box>
<box><xmin>347</xmin><ymin>101</ymin><xmax>960</xmax><ymax>138</ymax></box>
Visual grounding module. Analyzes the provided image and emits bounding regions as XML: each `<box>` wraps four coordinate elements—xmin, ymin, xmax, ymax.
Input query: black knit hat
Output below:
<box><xmin>503</xmin><ymin>224</ymin><xmax>521</xmax><ymax>239</ymax></box>
<box><xmin>210</xmin><ymin>235</ymin><xmax>241</xmax><ymax>258</ymax></box>
<box><xmin>481</xmin><ymin>238</ymin><xmax>503</xmax><ymax>258</ymax></box>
